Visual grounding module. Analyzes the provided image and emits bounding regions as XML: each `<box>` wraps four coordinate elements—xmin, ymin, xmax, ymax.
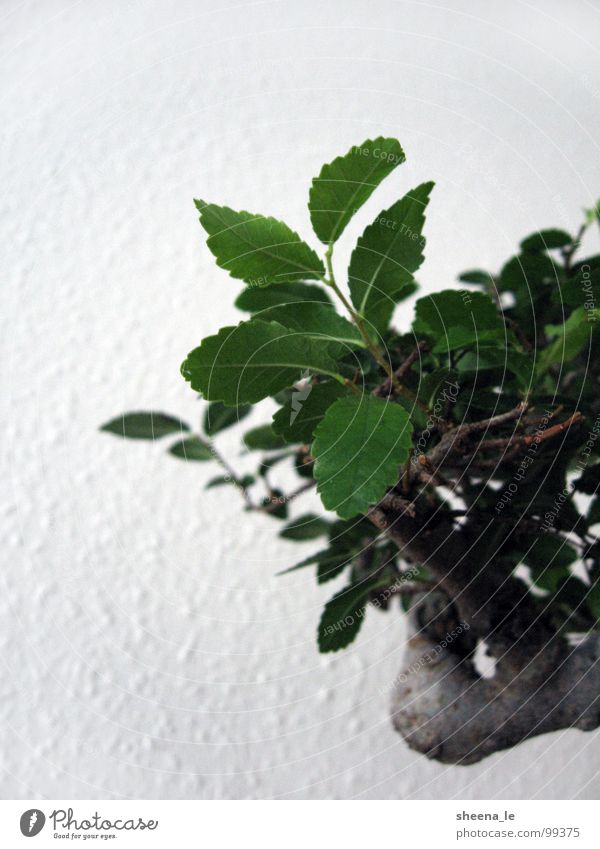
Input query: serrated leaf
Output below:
<box><xmin>414</xmin><ymin>290</ymin><xmax>502</xmax><ymax>342</ymax></box>
<box><xmin>318</xmin><ymin>582</ymin><xmax>373</xmax><ymax>652</ymax></box>
<box><xmin>243</xmin><ymin>424</ymin><xmax>286</xmax><ymax>451</ymax></box>
<box><xmin>312</xmin><ymin>395</ymin><xmax>413</xmax><ymax>519</ymax></box>
<box><xmin>235</xmin><ymin>281</ymin><xmax>332</xmax><ymax>312</ymax></box>
<box><xmin>309</xmin><ymin>137</ymin><xmax>405</xmax><ymax>244</ymax></box>
<box><xmin>255</xmin><ymin>302</ymin><xmax>364</xmax><ymax>354</ymax></box>
<box><xmin>520</xmin><ymin>229</ymin><xmax>573</xmax><ymax>253</ymax></box>
<box><xmin>499</xmin><ymin>254</ymin><xmax>563</xmax><ymax>298</ymax></box>
<box><xmin>203</xmin><ymin>401</ymin><xmax>251</xmax><ymax>436</ymax></box>
<box><xmin>279</xmin><ymin>513</ymin><xmax>331</xmax><ymax>541</ymax></box>
<box><xmin>537</xmin><ymin>307</ymin><xmax>598</xmax><ymax>376</ymax></box>
<box><xmin>100</xmin><ymin>412</ymin><xmax>189</xmax><ymax>440</ymax></box>
<box><xmin>348</xmin><ymin>182</ymin><xmax>433</xmax><ymax>332</ymax></box>
<box><xmin>272</xmin><ymin>381</ymin><xmax>347</xmax><ymax>444</ymax></box>
<box><xmin>181</xmin><ymin>319</ymin><xmax>343</xmax><ymax>405</ymax></box>
<box><xmin>168</xmin><ymin>436</ymin><xmax>213</xmax><ymax>461</ymax></box>
<box><xmin>195</xmin><ymin>200</ymin><xmax>325</xmax><ymax>286</ymax></box>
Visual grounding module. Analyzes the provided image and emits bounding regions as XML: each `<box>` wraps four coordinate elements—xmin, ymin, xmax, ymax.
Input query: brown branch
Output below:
<box><xmin>425</xmin><ymin>401</ymin><xmax>528</xmax><ymax>469</ymax></box>
<box><xmin>476</xmin><ymin>411</ymin><xmax>582</xmax><ymax>452</ymax></box>
<box><xmin>373</xmin><ymin>341</ymin><xmax>428</xmax><ymax>399</ymax></box>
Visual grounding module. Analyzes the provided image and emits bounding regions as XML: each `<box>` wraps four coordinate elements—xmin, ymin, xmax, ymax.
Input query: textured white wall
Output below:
<box><xmin>2</xmin><ymin>0</ymin><xmax>600</xmax><ymax>800</ymax></box>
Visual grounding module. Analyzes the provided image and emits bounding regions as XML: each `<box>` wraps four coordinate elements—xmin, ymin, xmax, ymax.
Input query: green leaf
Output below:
<box><xmin>203</xmin><ymin>401</ymin><xmax>251</xmax><ymax>436</ymax></box>
<box><xmin>456</xmin><ymin>347</ymin><xmax>533</xmax><ymax>386</ymax></box>
<box><xmin>536</xmin><ymin>307</ymin><xmax>597</xmax><ymax>376</ymax></box>
<box><xmin>312</xmin><ymin>395</ymin><xmax>413</xmax><ymax>519</ymax></box>
<box><xmin>257</xmin><ymin>452</ymin><xmax>291</xmax><ymax>478</ymax></box>
<box><xmin>168</xmin><ymin>436</ymin><xmax>213</xmax><ymax>461</ymax></box>
<box><xmin>520</xmin><ymin>229</ymin><xmax>573</xmax><ymax>253</ymax></box>
<box><xmin>458</xmin><ymin>269</ymin><xmax>493</xmax><ymax>285</ymax></box>
<box><xmin>414</xmin><ymin>290</ymin><xmax>502</xmax><ymax>344</ymax></box>
<box><xmin>498</xmin><ymin>253</ymin><xmax>564</xmax><ymax>294</ymax></box>
<box><xmin>279</xmin><ymin>513</ymin><xmax>331</xmax><ymax>541</ymax></box>
<box><xmin>181</xmin><ymin>319</ymin><xmax>343</xmax><ymax>405</ymax></box>
<box><xmin>254</xmin><ymin>302</ymin><xmax>364</xmax><ymax>354</ymax></box>
<box><xmin>260</xmin><ymin>489</ymin><xmax>288</xmax><ymax>519</ymax></box>
<box><xmin>272</xmin><ymin>381</ymin><xmax>347</xmax><ymax>444</ymax></box>
<box><xmin>195</xmin><ymin>200</ymin><xmax>325</xmax><ymax>286</ymax></box>
<box><xmin>574</xmin><ymin>463</ymin><xmax>600</xmax><ymax>494</ymax></box>
<box><xmin>309</xmin><ymin>137</ymin><xmax>405</xmax><ymax>244</ymax></box>
<box><xmin>588</xmin><ymin>498</ymin><xmax>600</xmax><ymax>526</ymax></box>
<box><xmin>243</xmin><ymin>424</ymin><xmax>286</xmax><ymax>451</ymax></box>
<box><xmin>276</xmin><ymin>547</ymin><xmax>352</xmax><ymax>582</ymax></box>
<box><xmin>100</xmin><ymin>412</ymin><xmax>189</xmax><ymax>440</ymax></box>
<box><xmin>588</xmin><ymin>583</ymin><xmax>600</xmax><ymax>620</ymax></box>
<box><xmin>206</xmin><ymin>473</ymin><xmax>254</xmax><ymax>490</ymax></box>
<box><xmin>235</xmin><ymin>281</ymin><xmax>332</xmax><ymax>313</ymax></box>
<box><xmin>318</xmin><ymin>581</ymin><xmax>373</xmax><ymax>652</ymax></box>
<box><xmin>348</xmin><ymin>182</ymin><xmax>434</xmax><ymax>332</ymax></box>
<box><xmin>524</xmin><ymin>535</ymin><xmax>577</xmax><ymax>592</ymax></box>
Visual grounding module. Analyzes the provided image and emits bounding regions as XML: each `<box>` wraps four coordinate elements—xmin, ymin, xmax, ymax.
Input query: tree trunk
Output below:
<box><xmin>369</xmin><ymin>503</ymin><xmax>600</xmax><ymax>764</ymax></box>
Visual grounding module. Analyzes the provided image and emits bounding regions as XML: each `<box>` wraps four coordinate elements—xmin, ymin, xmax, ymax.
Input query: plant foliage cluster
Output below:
<box><xmin>102</xmin><ymin>138</ymin><xmax>600</xmax><ymax>653</ymax></box>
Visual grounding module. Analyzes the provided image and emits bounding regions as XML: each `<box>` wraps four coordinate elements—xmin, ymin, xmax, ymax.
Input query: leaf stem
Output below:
<box><xmin>323</xmin><ymin>244</ymin><xmax>402</xmax><ymax>392</ymax></box>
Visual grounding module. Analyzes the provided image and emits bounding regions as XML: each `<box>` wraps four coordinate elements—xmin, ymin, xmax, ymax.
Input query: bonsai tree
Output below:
<box><xmin>101</xmin><ymin>137</ymin><xmax>600</xmax><ymax>764</ymax></box>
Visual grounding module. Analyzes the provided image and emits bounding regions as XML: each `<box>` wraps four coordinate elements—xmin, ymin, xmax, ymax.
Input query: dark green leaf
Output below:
<box><xmin>206</xmin><ymin>473</ymin><xmax>254</xmax><ymax>490</ymax></box>
<box><xmin>574</xmin><ymin>463</ymin><xmax>600</xmax><ymax>495</ymax></box>
<box><xmin>168</xmin><ymin>436</ymin><xmax>213</xmax><ymax>461</ymax></box>
<box><xmin>524</xmin><ymin>535</ymin><xmax>577</xmax><ymax>592</ymax></box>
<box><xmin>520</xmin><ymin>229</ymin><xmax>573</xmax><ymax>253</ymax></box>
<box><xmin>348</xmin><ymin>182</ymin><xmax>433</xmax><ymax>332</ymax></box>
<box><xmin>588</xmin><ymin>499</ymin><xmax>600</xmax><ymax>526</ymax></box>
<box><xmin>181</xmin><ymin>319</ymin><xmax>343</xmax><ymax>405</ymax></box>
<box><xmin>235</xmin><ymin>281</ymin><xmax>332</xmax><ymax>312</ymax></box>
<box><xmin>309</xmin><ymin>137</ymin><xmax>405</xmax><ymax>243</ymax></box>
<box><xmin>272</xmin><ymin>381</ymin><xmax>347</xmax><ymax>443</ymax></box>
<box><xmin>312</xmin><ymin>395</ymin><xmax>413</xmax><ymax>519</ymax></box>
<box><xmin>458</xmin><ymin>269</ymin><xmax>493</xmax><ymax>285</ymax></box>
<box><xmin>276</xmin><ymin>547</ymin><xmax>352</xmax><ymax>582</ymax></box>
<box><xmin>255</xmin><ymin>302</ymin><xmax>364</xmax><ymax>354</ymax></box>
<box><xmin>100</xmin><ymin>412</ymin><xmax>189</xmax><ymax>440</ymax></box>
<box><xmin>318</xmin><ymin>581</ymin><xmax>373</xmax><ymax>652</ymax></box>
<box><xmin>195</xmin><ymin>200</ymin><xmax>325</xmax><ymax>286</ymax></box>
<box><xmin>537</xmin><ymin>307</ymin><xmax>597</xmax><ymax>375</ymax></box>
<box><xmin>243</xmin><ymin>424</ymin><xmax>286</xmax><ymax>451</ymax></box>
<box><xmin>257</xmin><ymin>452</ymin><xmax>291</xmax><ymax>477</ymax></box>
<box><xmin>588</xmin><ymin>583</ymin><xmax>600</xmax><ymax>620</ymax></box>
<box><xmin>260</xmin><ymin>489</ymin><xmax>288</xmax><ymax>519</ymax></box>
<box><xmin>279</xmin><ymin>513</ymin><xmax>331</xmax><ymax>541</ymax></box>
<box><xmin>203</xmin><ymin>401</ymin><xmax>251</xmax><ymax>436</ymax></box>
<box><xmin>414</xmin><ymin>290</ymin><xmax>502</xmax><ymax>344</ymax></box>
<box><xmin>499</xmin><ymin>254</ymin><xmax>563</xmax><ymax>296</ymax></box>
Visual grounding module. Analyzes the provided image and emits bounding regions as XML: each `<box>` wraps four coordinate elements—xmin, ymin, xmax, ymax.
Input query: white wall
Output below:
<box><xmin>2</xmin><ymin>0</ymin><xmax>600</xmax><ymax>799</ymax></box>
